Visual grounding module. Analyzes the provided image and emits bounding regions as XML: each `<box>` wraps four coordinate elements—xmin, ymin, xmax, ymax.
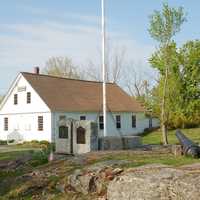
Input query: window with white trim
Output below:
<box><xmin>80</xmin><ymin>116</ymin><xmax>86</xmax><ymax>120</ymax></box>
<box><xmin>99</xmin><ymin>116</ymin><xmax>104</xmax><ymax>130</ymax></box>
<box><xmin>132</xmin><ymin>115</ymin><xmax>136</xmax><ymax>128</ymax></box>
<box><xmin>116</xmin><ymin>115</ymin><xmax>121</xmax><ymax>129</ymax></box>
<box><xmin>59</xmin><ymin>115</ymin><xmax>66</xmax><ymax>121</ymax></box>
<box><xmin>149</xmin><ymin>117</ymin><xmax>153</xmax><ymax>128</ymax></box>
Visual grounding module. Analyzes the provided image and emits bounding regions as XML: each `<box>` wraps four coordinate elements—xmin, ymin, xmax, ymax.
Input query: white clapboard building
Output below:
<box><xmin>0</xmin><ymin>68</ymin><xmax>159</xmax><ymax>142</ymax></box>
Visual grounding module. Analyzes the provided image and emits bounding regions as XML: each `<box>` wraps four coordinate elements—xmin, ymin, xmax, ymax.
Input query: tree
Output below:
<box><xmin>43</xmin><ymin>56</ymin><xmax>82</xmax><ymax>79</ymax></box>
<box><xmin>178</xmin><ymin>40</ymin><xmax>200</xmax><ymax>127</ymax></box>
<box><xmin>125</xmin><ymin>67</ymin><xmax>150</xmax><ymax>98</ymax></box>
<box><xmin>85</xmin><ymin>42</ymin><xmax>126</xmax><ymax>84</ymax></box>
<box><xmin>149</xmin><ymin>3</ymin><xmax>186</xmax><ymax>144</ymax></box>
<box><xmin>150</xmin><ymin>40</ymin><xmax>200</xmax><ymax>129</ymax></box>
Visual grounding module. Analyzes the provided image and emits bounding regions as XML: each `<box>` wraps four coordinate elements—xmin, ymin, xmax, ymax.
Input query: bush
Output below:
<box><xmin>39</xmin><ymin>140</ymin><xmax>50</xmax><ymax>146</ymax></box>
<box><xmin>0</xmin><ymin>140</ymin><xmax>7</xmax><ymax>145</ymax></box>
<box><xmin>18</xmin><ymin>140</ymin><xmax>54</xmax><ymax>152</ymax></box>
<box><xmin>30</xmin><ymin>150</ymin><xmax>49</xmax><ymax>167</ymax></box>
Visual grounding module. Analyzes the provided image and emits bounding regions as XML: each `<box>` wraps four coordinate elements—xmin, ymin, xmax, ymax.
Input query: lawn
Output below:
<box><xmin>0</xmin><ymin>145</ymin><xmax>43</xmax><ymax>161</ymax></box>
<box><xmin>87</xmin><ymin>150</ymin><xmax>200</xmax><ymax>167</ymax></box>
<box><xmin>142</xmin><ymin>128</ymin><xmax>200</xmax><ymax>145</ymax></box>
<box><xmin>0</xmin><ymin>141</ymin><xmax>200</xmax><ymax>199</ymax></box>
<box><xmin>1</xmin><ymin>150</ymin><xmax>200</xmax><ymax>200</ymax></box>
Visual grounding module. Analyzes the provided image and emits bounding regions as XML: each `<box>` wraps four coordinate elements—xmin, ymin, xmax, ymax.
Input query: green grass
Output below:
<box><xmin>0</xmin><ymin>150</ymin><xmax>34</xmax><ymax>161</ymax></box>
<box><xmin>91</xmin><ymin>151</ymin><xmax>199</xmax><ymax>168</ymax></box>
<box><xmin>142</xmin><ymin>128</ymin><xmax>200</xmax><ymax>145</ymax></box>
<box><xmin>0</xmin><ymin>137</ymin><xmax>200</xmax><ymax>199</ymax></box>
<box><xmin>0</xmin><ymin>148</ymin><xmax>200</xmax><ymax>199</ymax></box>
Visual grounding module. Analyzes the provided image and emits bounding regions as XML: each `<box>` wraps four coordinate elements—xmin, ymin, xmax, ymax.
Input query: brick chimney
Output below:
<box><xmin>33</xmin><ymin>66</ymin><xmax>40</xmax><ymax>74</ymax></box>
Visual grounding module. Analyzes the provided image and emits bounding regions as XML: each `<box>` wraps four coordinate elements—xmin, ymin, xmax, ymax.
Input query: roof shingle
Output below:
<box><xmin>22</xmin><ymin>72</ymin><xmax>145</xmax><ymax>113</ymax></box>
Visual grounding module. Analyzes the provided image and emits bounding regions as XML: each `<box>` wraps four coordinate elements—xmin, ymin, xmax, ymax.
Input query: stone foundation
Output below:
<box><xmin>98</xmin><ymin>136</ymin><xmax>142</xmax><ymax>150</ymax></box>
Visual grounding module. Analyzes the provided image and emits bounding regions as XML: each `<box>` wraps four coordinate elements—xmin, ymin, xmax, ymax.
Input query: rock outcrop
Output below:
<box><xmin>68</xmin><ymin>160</ymin><xmax>127</xmax><ymax>196</ymax></box>
<box><xmin>107</xmin><ymin>164</ymin><xmax>200</xmax><ymax>200</ymax></box>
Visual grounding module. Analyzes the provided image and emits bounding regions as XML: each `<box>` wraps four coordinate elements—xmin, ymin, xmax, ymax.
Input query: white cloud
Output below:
<box><xmin>0</xmin><ymin>11</ymin><xmax>156</xmax><ymax>94</ymax></box>
<box><xmin>19</xmin><ymin>4</ymin><xmax>100</xmax><ymax>26</ymax></box>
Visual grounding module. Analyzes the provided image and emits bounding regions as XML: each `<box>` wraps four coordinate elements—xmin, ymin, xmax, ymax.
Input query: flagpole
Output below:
<box><xmin>101</xmin><ymin>0</ymin><xmax>107</xmax><ymax>137</ymax></box>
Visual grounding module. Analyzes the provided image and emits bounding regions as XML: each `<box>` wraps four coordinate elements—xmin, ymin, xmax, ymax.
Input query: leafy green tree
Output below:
<box><xmin>178</xmin><ymin>40</ymin><xmax>200</xmax><ymax>127</ymax></box>
<box><xmin>149</xmin><ymin>3</ymin><xmax>186</xmax><ymax>144</ymax></box>
<box><xmin>150</xmin><ymin>40</ymin><xmax>200</xmax><ymax>129</ymax></box>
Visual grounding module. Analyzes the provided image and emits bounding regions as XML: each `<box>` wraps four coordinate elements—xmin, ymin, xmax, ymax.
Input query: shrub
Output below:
<box><xmin>0</xmin><ymin>140</ymin><xmax>7</xmax><ymax>145</ymax></box>
<box><xmin>39</xmin><ymin>140</ymin><xmax>50</xmax><ymax>146</ymax></box>
<box><xmin>30</xmin><ymin>150</ymin><xmax>49</xmax><ymax>167</ymax></box>
<box><xmin>18</xmin><ymin>140</ymin><xmax>54</xmax><ymax>152</ymax></box>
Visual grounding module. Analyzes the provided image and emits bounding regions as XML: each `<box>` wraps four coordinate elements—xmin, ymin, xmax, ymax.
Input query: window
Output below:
<box><xmin>4</xmin><ymin>118</ymin><xmax>8</xmax><ymax>131</ymax></box>
<box><xmin>149</xmin><ymin>118</ymin><xmax>152</xmax><ymax>128</ymax></box>
<box><xmin>27</xmin><ymin>92</ymin><xmax>31</xmax><ymax>104</ymax></box>
<box><xmin>99</xmin><ymin>116</ymin><xmax>104</xmax><ymax>130</ymax></box>
<box><xmin>77</xmin><ymin>126</ymin><xmax>86</xmax><ymax>144</ymax></box>
<box><xmin>38</xmin><ymin>116</ymin><xmax>43</xmax><ymax>131</ymax></box>
<box><xmin>59</xmin><ymin>126</ymin><xmax>68</xmax><ymax>138</ymax></box>
<box><xmin>14</xmin><ymin>94</ymin><xmax>18</xmax><ymax>105</ymax></box>
<box><xmin>59</xmin><ymin>115</ymin><xmax>66</xmax><ymax>121</ymax></box>
<box><xmin>132</xmin><ymin>115</ymin><xmax>136</xmax><ymax>128</ymax></box>
<box><xmin>80</xmin><ymin>116</ymin><xmax>86</xmax><ymax>120</ymax></box>
<box><xmin>116</xmin><ymin>115</ymin><xmax>121</xmax><ymax>129</ymax></box>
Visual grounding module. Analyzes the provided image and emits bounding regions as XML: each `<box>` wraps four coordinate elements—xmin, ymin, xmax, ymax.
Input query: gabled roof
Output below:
<box><xmin>22</xmin><ymin>72</ymin><xmax>145</xmax><ymax>113</ymax></box>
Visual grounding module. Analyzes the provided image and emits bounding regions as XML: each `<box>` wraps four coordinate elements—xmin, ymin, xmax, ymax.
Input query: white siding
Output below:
<box><xmin>0</xmin><ymin>73</ymin><xmax>160</xmax><ymax>142</ymax></box>
<box><xmin>0</xmin><ymin>113</ymin><xmax>52</xmax><ymax>141</ymax></box>
<box><xmin>0</xmin><ymin>74</ymin><xmax>52</xmax><ymax>141</ymax></box>
<box><xmin>0</xmin><ymin>75</ymin><xmax>50</xmax><ymax>114</ymax></box>
<box><xmin>52</xmin><ymin>111</ymin><xmax>155</xmax><ymax>138</ymax></box>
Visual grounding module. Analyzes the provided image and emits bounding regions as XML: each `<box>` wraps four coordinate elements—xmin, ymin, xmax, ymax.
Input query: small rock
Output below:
<box><xmin>56</xmin><ymin>184</ymin><xmax>65</xmax><ymax>193</ymax></box>
<box><xmin>112</xmin><ymin>168</ymin><xmax>123</xmax><ymax>175</ymax></box>
<box><xmin>95</xmin><ymin>178</ymin><xmax>105</xmax><ymax>195</ymax></box>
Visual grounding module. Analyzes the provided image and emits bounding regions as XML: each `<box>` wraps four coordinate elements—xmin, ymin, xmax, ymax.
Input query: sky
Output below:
<box><xmin>0</xmin><ymin>0</ymin><xmax>199</xmax><ymax>95</ymax></box>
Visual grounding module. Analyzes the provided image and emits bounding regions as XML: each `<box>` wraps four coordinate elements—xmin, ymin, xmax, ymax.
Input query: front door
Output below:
<box><xmin>56</xmin><ymin>124</ymin><xmax>71</xmax><ymax>154</ymax></box>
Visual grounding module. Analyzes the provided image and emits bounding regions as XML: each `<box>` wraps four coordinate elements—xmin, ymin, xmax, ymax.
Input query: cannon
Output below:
<box><xmin>175</xmin><ymin>129</ymin><xmax>200</xmax><ymax>158</ymax></box>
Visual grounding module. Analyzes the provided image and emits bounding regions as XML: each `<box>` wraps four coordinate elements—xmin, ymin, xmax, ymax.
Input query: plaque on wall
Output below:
<box><xmin>17</xmin><ymin>86</ymin><xmax>26</xmax><ymax>92</ymax></box>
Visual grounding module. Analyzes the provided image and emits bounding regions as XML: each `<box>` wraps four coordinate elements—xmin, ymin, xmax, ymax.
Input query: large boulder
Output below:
<box><xmin>68</xmin><ymin>160</ymin><xmax>126</xmax><ymax>195</ymax></box>
<box><xmin>68</xmin><ymin>169</ymin><xmax>96</xmax><ymax>195</ymax></box>
<box><xmin>107</xmin><ymin>164</ymin><xmax>200</xmax><ymax>200</ymax></box>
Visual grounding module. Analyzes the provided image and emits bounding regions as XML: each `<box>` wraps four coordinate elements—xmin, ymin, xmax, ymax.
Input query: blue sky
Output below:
<box><xmin>0</xmin><ymin>0</ymin><xmax>199</xmax><ymax>94</ymax></box>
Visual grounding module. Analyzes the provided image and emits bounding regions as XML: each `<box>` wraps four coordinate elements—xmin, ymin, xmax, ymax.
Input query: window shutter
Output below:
<box><xmin>27</xmin><ymin>92</ymin><xmax>31</xmax><ymax>104</ymax></box>
<box><xmin>4</xmin><ymin>118</ymin><xmax>8</xmax><ymax>131</ymax></box>
<box><xmin>38</xmin><ymin>116</ymin><xmax>43</xmax><ymax>131</ymax></box>
<box><xmin>14</xmin><ymin>94</ymin><xmax>18</xmax><ymax>105</ymax></box>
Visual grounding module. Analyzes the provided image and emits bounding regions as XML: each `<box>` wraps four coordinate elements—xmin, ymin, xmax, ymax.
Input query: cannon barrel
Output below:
<box><xmin>175</xmin><ymin>130</ymin><xmax>200</xmax><ymax>158</ymax></box>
